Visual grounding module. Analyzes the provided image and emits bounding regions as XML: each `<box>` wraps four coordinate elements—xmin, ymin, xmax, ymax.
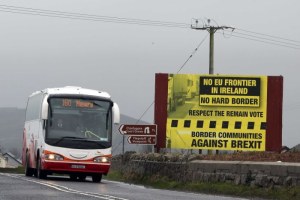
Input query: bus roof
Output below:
<box><xmin>30</xmin><ymin>86</ymin><xmax>111</xmax><ymax>99</ymax></box>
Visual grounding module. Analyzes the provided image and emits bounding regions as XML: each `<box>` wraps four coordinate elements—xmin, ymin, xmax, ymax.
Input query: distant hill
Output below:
<box><xmin>0</xmin><ymin>108</ymin><xmax>25</xmax><ymax>158</ymax></box>
<box><xmin>0</xmin><ymin>107</ymin><xmax>151</xmax><ymax>158</ymax></box>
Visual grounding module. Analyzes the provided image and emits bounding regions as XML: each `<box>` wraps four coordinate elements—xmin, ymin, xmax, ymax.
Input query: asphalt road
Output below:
<box><xmin>0</xmin><ymin>173</ymin><xmax>249</xmax><ymax>200</ymax></box>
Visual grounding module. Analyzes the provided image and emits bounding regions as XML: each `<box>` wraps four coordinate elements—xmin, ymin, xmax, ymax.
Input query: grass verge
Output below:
<box><xmin>0</xmin><ymin>166</ymin><xmax>24</xmax><ymax>174</ymax></box>
<box><xmin>106</xmin><ymin>169</ymin><xmax>300</xmax><ymax>200</ymax></box>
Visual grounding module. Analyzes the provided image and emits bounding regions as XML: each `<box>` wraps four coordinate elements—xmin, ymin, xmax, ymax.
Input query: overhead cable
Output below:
<box><xmin>236</xmin><ymin>28</ymin><xmax>300</xmax><ymax>44</ymax></box>
<box><xmin>1</xmin><ymin>4</ymin><xmax>299</xmax><ymax>49</ymax></box>
<box><xmin>176</xmin><ymin>33</ymin><xmax>209</xmax><ymax>73</ymax></box>
<box><xmin>220</xmin><ymin>32</ymin><xmax>300</xmax><ymax>50</ymax></box>
<box><xmin>135</xmin><ymin>34</ymin><xmax>208</xmax><ymax>124</ymax></box>
<box><xmin>0</xmin><ymin>4</ymin><xmax>190</xmax><ymax>28</ymax></box>
<box><xmin>223</xmin><ymin>29</ymin><xmax>300</xmax><ymax>48</ymax></box>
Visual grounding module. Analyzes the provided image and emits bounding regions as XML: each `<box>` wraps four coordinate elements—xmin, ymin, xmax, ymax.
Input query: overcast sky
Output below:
<box><xmin>0</xmin><ymin>0</ymin><xmax>299</xmax><ymax>147</ymax></box>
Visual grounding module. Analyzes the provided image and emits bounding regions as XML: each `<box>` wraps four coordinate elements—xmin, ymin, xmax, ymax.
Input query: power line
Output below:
<box><xmin>1</xmin><ymin>4</ymin><xmax>300</xmax><ymax>123</ymax></box>
<box><xmin>134</xmin><ymin>34</ymin><xmax>209</xmax><ymax>124</ymax></box>
<box><xmin>115</xmin><ymin>35</ymin><xmax>208</xmax><ymax>152</ymax></box>
<box><xmin>236</xmin><ymin>28</ymin><xmax>300</xmax><ymax>44</ymax></box>
<box><xmin>176</xmin><ymin>33</ymin><xmax>209</xmax><ymax>73</ymax></box>
<box><xmin>220</xmin><ymin>32</ymin><xmax>300</xmax><ymax>50</ymax></box>
<box><xmin>1</xmin><ymin>4</ymin><xmax>299</xmax><ymax>50</ymax></box>
<box><xmin>113</xmin><ymin>35</ymin><xmax>208</xmax><ymax>152</ymax></box>
<box><xmin>135</xmin><ymin>102</ymin><xmax>154</xmax><ymax>124</ymax></box>
<box><xmin>135</xmin><ymin>34</ymin><xmax>208</xmax><ymax>124</ymax></box>
<box><xmin>0</xmin><ymin>4</ymin><xmax>190</xmax><ymax>28</ymax></box>
<box><xmin>223</xmin><ymin>29</ymin><xmax>300</xmax><ymax>48</ymax></box>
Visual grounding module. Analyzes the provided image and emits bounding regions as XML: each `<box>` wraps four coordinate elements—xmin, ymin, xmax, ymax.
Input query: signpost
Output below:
<box><xmin>119</xmin><ymin>124</ymin><xmax>157</xmax><ymax>145</ymax></box>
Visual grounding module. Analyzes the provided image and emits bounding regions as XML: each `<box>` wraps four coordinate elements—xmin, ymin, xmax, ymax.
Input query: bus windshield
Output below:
<box><xmin>45</xmin><ymin>97</ymin><xmax>113</xmax><ymax>149</ymax></box>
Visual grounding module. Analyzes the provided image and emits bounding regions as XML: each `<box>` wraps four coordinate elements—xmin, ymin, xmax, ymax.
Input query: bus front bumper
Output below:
<box><xmin>42</xmin><ymin>160</ymin><xmax>111</xmax><ymax>174</ymax></box>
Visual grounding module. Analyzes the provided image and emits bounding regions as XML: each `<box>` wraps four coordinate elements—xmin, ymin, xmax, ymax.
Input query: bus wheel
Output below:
<box><xmin>36</xmin><ymin>158</ymin><xmax>46</xmax><ymax>179</ymax></box>
<box><xmin>25</xmin><ymin>152</ymin><xmax>34</xmax><ymax>177</ymax></box>
<box><xmin>92</xmin><ymin>174</ymin><xmax>102</xmax><ymax>183</ymax></box>
<box><xmin>78</xmin><ymin>174</ymin><xmax>86</xmax><ymax>181</ymax></box>
<box><xmin>70</xmin><ymin>174</ymin><xmax>77</xmax><ymax>181</ymax></box>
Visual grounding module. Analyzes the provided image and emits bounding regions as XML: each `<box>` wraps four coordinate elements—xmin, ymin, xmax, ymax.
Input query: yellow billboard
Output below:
<box><xmin>166</xmin><ymin>74</ymin><xmax>267</xmax><ymax>151</ymax></box>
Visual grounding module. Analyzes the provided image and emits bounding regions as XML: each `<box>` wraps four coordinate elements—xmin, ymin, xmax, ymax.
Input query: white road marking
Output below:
<box><xmin>0</xmin><ymin>173</ymin><xmax>128</xmax><ymax>200</ymax></box>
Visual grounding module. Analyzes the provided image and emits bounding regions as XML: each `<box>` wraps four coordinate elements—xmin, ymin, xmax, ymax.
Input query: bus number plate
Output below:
<box><xmin>71</xmin><ymin>164</ymin><xmax>85</xmax><ymax>169</ymax></box>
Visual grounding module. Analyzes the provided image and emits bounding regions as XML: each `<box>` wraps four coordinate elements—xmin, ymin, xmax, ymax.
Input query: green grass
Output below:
<box><xmin>0</xmin><ymin>166</ymin><xmax>25</xmax><ymax>174</ymax></box>
<box><xmin>106</xmin><ymin>170</ymin><xmax>300</xmax><ymax>200</ymax></box>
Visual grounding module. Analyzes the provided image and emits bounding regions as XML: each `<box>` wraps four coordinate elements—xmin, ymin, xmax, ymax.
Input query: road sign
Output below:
<box><xmin>127</xmin><ymin>135</ymin><xmax>156</xmax><ymax>145</ymax></box>
<box><xmin>118</xmin><ymin>124</ymin><xmax>157</xmax><ymax>136</ymax></box>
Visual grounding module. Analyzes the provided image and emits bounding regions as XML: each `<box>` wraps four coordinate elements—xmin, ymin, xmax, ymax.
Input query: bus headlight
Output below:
<box><xmin>94</xmin><ymin>156</ymin><xmax>110</xmax><ymax>163</ymax></box>
<box><xmin>45</xmin><ymin>153</ymin><xmax>64</xmax><ymax>161</ymax></box>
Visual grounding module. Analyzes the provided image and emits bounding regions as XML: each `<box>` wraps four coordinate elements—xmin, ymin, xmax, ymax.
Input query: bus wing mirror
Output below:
<box><xmin>112</xmin><ymin>103</ymin><xmax>120</xmax><ymax>124</ymax></box>
<box><xmin>41</xmin><ymin>97</ymin><xmax>49</xmax><ymax>120</ymax></box>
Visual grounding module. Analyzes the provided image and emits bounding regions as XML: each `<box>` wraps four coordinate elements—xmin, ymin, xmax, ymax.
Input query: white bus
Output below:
<box><xmin>22</xmin><ymin>86</ymin><xmax>120</xmax><ymax>182</ymax></box>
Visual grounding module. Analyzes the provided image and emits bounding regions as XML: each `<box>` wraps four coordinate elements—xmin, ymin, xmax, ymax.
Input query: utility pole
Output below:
<box><xmin>191</xmin><ymin>19</ymin><xmax>234</xmax><ymax>75</ymax></box>
<box><xmin>209</xmin><ymin>28</ymin><xmax>215</xmax><ymax>74</ymax></box>
<box><xmin>191</xmin><ymin>19</ymin><xmax>234</xmax><ymax>155</ymax></box>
